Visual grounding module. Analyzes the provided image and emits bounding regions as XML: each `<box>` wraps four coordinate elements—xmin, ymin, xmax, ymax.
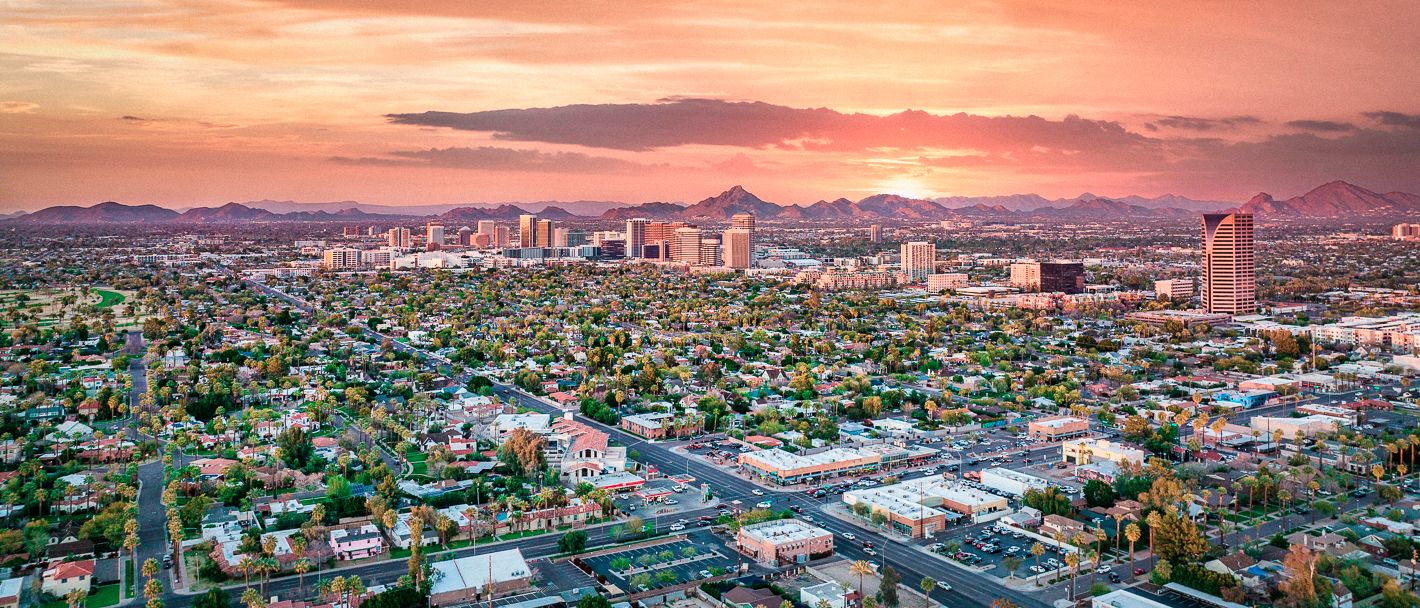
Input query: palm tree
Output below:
<box><xmin>1125</xmin><ymin>522</ymin><xmax>1141</xmax><ymax>574</ymax></box>
<box><xmin>1030</xmin><ymin>543</ymin><xmax>1045</xmax><ymax>586</ymax></box>
<box><xmin>850</xmin><ymin>560</ymin><xmax>874</xmax><ymax>598</ymax></box>
<box><xmin>237</xmin><ymin>556</ymin><xmax>255</xmax><ymax>589</ymax></box>
<box><xmin>1112</xmin><ymin>513</ymin><xmax>1126</xmax><ymax>554</ymax></box>
<box><xmin>144</xmin><ymin>579</ymin><xmax>163</xmax><ymax>602</ymax></box>
<box><xmin>1087</xmin><ymin>550</ymin><xmax>1102</xmax><ymax>595</ymax></box>
<box><xmin>919</xmin><ymin>577</ymin><xmax>936</xmax><ymax>608</ymax></box>
<box><xmin>347</xmin><ymin>575</ymin><xmax>367</xmax><ymax>608</ymax></box>
<box><xmin>294</xmin><ymin>558</ymin><xmax>311</xmax><ymax>598</ymax></box>
<box><xmin>1094</xmin><ymin>528</ymin><xmax>1107</xmax><ymax>565</ymax></box>
<box><xmin>330</xmin><ymin>576</ymin><xmax>347</xmax><ymax>608</ymax></box>
<box><xmin>1064</xmin><ymin>552</ymin><xmax>1081</xmax><ymax>601</ymax></box>
<box><xmin>240</xmin><ymin>587</ymin><xmax>265</xmax><ymax>608</ymax></box>
<box><xmin>1239</xmin><ymin>475</ymin><xmax>1257</xmax><ymax>521</ymax></box>
<box><xmin>1278</xmin><ymin>489</ymin><xmax>1292</xmax><ymax>531</ymax></box>
<box><xmin>1145</xmin><ymin>511</ymin><xmax>1161</xmax><ymax>568</ymax></box>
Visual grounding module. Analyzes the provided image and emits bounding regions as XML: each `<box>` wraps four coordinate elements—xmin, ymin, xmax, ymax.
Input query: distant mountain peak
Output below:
<box><xmin>11</xmin><ymin>180</ymin><xmax>1417</xmax><ymax>225</ymax></box>
<box><xmin>1237</xmin><ymin>180</ymin><xmax>1416</xmax><ymax>217</ymax></box>
<box><xmin>680</xmin><ymin>185</ymin><xmax>778</xmax><ymax>219</ymax></box>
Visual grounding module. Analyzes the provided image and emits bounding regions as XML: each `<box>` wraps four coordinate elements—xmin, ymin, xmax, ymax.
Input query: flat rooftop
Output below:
<box><xmin>741</xmin><ymin>447</ymin><xmax>872</xmax><ymax>471</ymax></box>
<box><xmin>429</xmin><ymin>549</ymin><xmax>531</xmax><ymax>595</ymax></box>
<box><xmin>740</xmin><ymin>519</ymin><xmax>832</xmax><ymax>544</ymax></box>
<box><xmin>982</xmin><ymin>467</ymin><xmax>1048</xmax><ymax>484</ymax></box>
<box><xmin>1032</xmin><ymin>416</ymin><xmax>1086</xmax><ymax>429</ymax></box>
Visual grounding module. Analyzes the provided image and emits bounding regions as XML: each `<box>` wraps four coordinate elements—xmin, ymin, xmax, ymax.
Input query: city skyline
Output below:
<box><xmin>4</xmin><ymin>1</ymin><xmax>1420</xmax><ymax>210</ymax></box>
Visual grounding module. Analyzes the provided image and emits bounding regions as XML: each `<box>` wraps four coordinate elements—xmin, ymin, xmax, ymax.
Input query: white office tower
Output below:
<box><xmin>476</xmin><ymin>220</ymin><xmax>497</xmax><ymax>240</ymax></box>
<box><xmin>900</xmin><ymin>241</ymin><xmax>936</xmax><ymax>281</ymax></box>
<box><xmin>322</xmin><ymin>247</ymin><xmax>361</xmax><ymax>270</ymax></box>
<box><xmin>699</xmin><ymin>237</ymin><xmax>722</xmax><ymax>266</ymax></box>
<box><xmin>673</xmin><ymin>227</ymin><xmax>702</xmax><ymax>264</ymax></box>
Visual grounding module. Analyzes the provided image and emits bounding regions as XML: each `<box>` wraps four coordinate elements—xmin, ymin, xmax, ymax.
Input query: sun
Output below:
<box><xmin>877</xmin><ymin>176</ymin><xmax>934</xmax><ymax>199</ymax></box>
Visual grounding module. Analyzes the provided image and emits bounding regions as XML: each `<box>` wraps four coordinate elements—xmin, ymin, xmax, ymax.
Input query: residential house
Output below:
<box><xmin>41</xmin><ymin>559</ymin><xmax>94</xmax><ymax>598</ymax></box>
<box><xmin>1039</xmin><ymin>514</ymin><xmax>1089</xmax><ymax>543</ymax></box>
<box><xmin>329</xmin><ymin>525</ymin><xmax>385</xmax><ymax>561</ymax></box>
<box><xmin>549</xmin><ymin>417</ymin><xmax>626</xmax><ymax>482</ymax></box>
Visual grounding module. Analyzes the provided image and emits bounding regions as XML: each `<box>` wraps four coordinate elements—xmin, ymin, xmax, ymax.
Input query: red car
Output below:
<box><xmin>1133</xmin><ymin>568</ymin><xmax>1146</xmax><ymax>577</ymax></box>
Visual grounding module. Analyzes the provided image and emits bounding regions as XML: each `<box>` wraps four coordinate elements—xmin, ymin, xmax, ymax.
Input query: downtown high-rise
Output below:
<box><xmin>626</xmin><ymin>218</ymin><xmax>650</xmax><ymax>257</ymax></box>
<box><xmin>900</xmin><ymin>241</ymin><xmax>936</xmax><ymax>281</ymax></box>
<box><xmin>721</xmin><ymin>228</ymin><xmax>752</xmax><ymax>268</ymax></box>
<box><xmin>1201</xmin><ymin>213</ymin><xmax>1256</xmax><ymax>315</ymax></box>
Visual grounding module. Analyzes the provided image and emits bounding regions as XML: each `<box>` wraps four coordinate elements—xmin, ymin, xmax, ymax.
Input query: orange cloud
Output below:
<box><xmin>2</xmin><ymin>0</ymin><xmax>1420</xmax><ymax>209</ymax></box>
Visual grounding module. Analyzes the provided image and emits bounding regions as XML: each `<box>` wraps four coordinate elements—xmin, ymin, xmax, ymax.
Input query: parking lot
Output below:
<box><xmin>931</xmin><ymin>523</ymin><xmax>1071</xmax><ymax>578</ymax></box>
<box><xmin>579</xmin><ymin>538</ymin><xmax>738</xmax><ymax>594</ymax></box>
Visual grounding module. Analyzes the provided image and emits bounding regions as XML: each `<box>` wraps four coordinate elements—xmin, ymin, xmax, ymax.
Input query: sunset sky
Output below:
<box><xmin>3</xmin><ymin>0</ymin><xmax>1420</xmax><ymax>210</ymax></box>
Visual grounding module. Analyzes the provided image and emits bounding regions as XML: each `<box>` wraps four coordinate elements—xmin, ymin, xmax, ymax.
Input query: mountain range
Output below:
<box><xmin>1233</xmin><ymin>181</ymin><xmax>1420</xmax><ymax>217</ymax></box>
<box><xmin>7</xmin><ymin>181</ymin><xmax>1418</xmax><ymax>225</ymax></box>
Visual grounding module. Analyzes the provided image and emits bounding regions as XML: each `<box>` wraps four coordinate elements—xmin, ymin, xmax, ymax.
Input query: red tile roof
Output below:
<box><xmin>46</xmin><ymin>559</ymin><xmax>95</xmax><ymax>581</ymax></box>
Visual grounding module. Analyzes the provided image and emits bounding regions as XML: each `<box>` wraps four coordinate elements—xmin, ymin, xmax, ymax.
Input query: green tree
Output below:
<box><xmin>1083</xmin><ymin>480</ymin><xmax>1117</xmax><ymax>508</ymax></box>
<box><xmin>558</xmin><ymin>530</ymin><xmax>588</xmax><ymax>554</ymax></box>
<box><xmin>879</xmin><ymin>566</ymin><xmax>900</xmax><ymax>608</ymax></box>
<box><xmin>193</xmin><ymin>589</ymin><xmax>230</xmax><ymax>608</ymax></box>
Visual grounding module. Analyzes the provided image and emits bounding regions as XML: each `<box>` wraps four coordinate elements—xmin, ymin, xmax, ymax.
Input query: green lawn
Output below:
<box><xmin>95</xmin><ymin>289</ymin><xmax>126</xmax><ymax>309</ymax></box>
<box><xmin>124</xmin><ymin>560</ymin><xmax>135</xmax><ymax>599</ymax></box>
<box><xmin>42</xmin><ymin>584</ymin><xmax>121</xmax><ymax>608</ymax></box>
<box><xmin>405</xmin><ymin>450</ymin><xmax>428</xmax><ymax>475</ymax></box>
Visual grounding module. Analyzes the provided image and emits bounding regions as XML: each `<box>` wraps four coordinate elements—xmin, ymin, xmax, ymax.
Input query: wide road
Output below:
<box><xmin>126</xmin><ymin>330</ymin><xmax>173</xmax><ymax>596</ymax></box>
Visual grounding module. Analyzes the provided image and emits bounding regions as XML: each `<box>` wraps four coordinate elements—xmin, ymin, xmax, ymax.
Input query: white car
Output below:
<box><xmin>843</xmin><ymin>533</ymin><xmax>857</xmax><ymax>541</ymax></box>
<box><xmin>751</xmin><ymin>489</ymin><xmax>765</xmax><ymax>496</ymax></box>
<box><xmin>669</xmin><ymin>523</ymin><xmax>685</xmax><ymax>531</ymax></box>
<box><xmin>756</xmin><ymin>500</ymin><xmax>773</xmax><ymax>509</ymax></box>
